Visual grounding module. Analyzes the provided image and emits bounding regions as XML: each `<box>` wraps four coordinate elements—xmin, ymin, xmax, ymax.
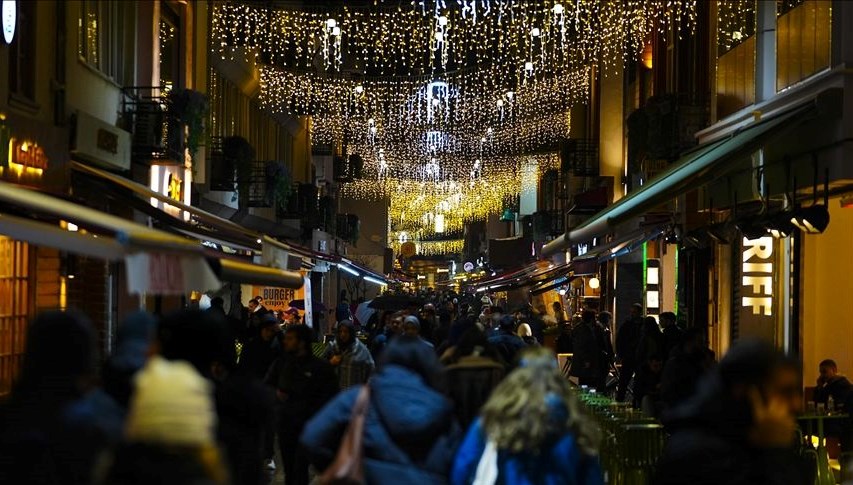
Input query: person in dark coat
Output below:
<box><xmin>659</xmin><ymin>312</ymin><xmax>684</xmax><ymax>362</ymax></box>
<box><xmin>0</xmin><ymin>311</ymin><xmax>120</xmax><ymax>485</ymax></box>
<box><xmin>488</xmin><ymin>315</ymin><xmax>526</xmax><ymax>366</ymax></box>
<box><xmin>444</xmin><ymin>329</ymin><xmax>507</xmax><ymax>428</ymax></box>
<box><xmin>659</xmin><ymin>327</ymin><xmax>715</xmax><ymax>413</ymax></box>
<box><xmin>814</xmin><ymin>359</ymin><xmax>853</xmax><ymax>410</ymax></box>
<box><xmin>103</xmin><ymin>312</ymin><xmax>156</xmax><ymax>410</ymax></box>
<box><xmin>571</xmin><ymin>310</ymin><xmax>603</xmax><ymax>388</ymax></box>
<box><xmin>633</xmin><ymin>317</ymin><xmax>664</xmax><ymax>407</ymax></box>
<box><xmin>266</xmin><ymin>324</ymin><xmax>338</xmax><ymax>485</ymax></box>
<box><xmin>555</xmin><ymin>320</ymin><xmax>574</xmax><ymax>354</ymax></box>
<box><xmin>615</xmin><ymin>304</ymin><xmax>644</xmax><ymax>402</ymax></box>
<box><xmin>654</xmin><ymin>339</ymin><xmax>808</xmax><ymax>485</ymax></box>
<box><xmin>158</xmin><ymin>309</ymin><xmax>275</xmax><ymax>485</ymax></box>
<box><xmin>237</xmin><ymin>314</ymin><xmax>281</xmax><ymax>380</ymax></box>
<box><xmin>595</xmin><ymin>312</ymin><xmax>615</xmax><ymax>391</ymax></box>
<box><xmin>301</xmin><ymin>336</ymin><xmax>462</xmax><ymax>484</ymax></box>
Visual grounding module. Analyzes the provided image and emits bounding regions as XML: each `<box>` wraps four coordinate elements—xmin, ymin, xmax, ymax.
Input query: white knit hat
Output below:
<box><xmin>125</xmin><ymin>356</ymin><xmax>217</xmax><ymax>447</ymax></box>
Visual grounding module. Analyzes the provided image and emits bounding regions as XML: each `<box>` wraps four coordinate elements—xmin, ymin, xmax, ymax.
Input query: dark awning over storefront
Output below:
<box><xmin>541</xmin><ymin>102</ymin><xmax>818</xmax><ymax>258</ymax></box>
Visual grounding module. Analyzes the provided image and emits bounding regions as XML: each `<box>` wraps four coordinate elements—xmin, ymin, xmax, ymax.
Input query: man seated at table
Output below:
<box><xmin>815</xmin><ymin>359</ymin><xmax>853</xmax><ymax>411</ymax></box>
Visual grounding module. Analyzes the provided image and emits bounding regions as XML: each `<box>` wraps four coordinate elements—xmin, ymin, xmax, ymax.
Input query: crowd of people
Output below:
<box><xmin>0</xmin><ymin>288</ymin><xmax>840</xmax><ymax>485</ymax></box>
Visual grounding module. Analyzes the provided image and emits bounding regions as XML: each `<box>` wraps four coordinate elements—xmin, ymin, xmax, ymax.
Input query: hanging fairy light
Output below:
<box><xmin>213</xmin><ymin>0</ymin><xmax>698</xmax><ymax>237</ymax></box>
<box><xmin>323</xmin><ymin>18</ymin><xmax>342</xmax><ymax>71</ymax></box>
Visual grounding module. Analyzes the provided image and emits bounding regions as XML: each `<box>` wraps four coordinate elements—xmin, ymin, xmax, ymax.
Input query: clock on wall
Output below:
<box><xmin>1</xmin><ymin>0</ymin><xmax>15</xmax><ymax>45</ymax></box>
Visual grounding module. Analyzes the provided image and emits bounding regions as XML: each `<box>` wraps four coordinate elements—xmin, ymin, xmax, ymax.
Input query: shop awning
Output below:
<box><xmin>573</xmin><ymin>226</ymin><xmax>666</xmax><ymax>264</ymax></box>
<box><xmin>540</xmin><ymin>102</ymin><xmax>818</xmax><ymax>258</ymax></box>
<box><xmin>0</xmin><ymin>212</ymin><xmax>126</xmax><ymax>260</ymax></box>
<box><xmin>530</xmin><ymin>274</ymin><xmax>580</xmax><ymax>296</ymax></box>
<box><xmin>0</xmin><ymin>181</ymin><xmax>304</xmax><ymax>292</ymax></box>
<box><xmin>207</xmin><ymin>257</ymin><xmax>304</xmax><ymax>288</ymax></box>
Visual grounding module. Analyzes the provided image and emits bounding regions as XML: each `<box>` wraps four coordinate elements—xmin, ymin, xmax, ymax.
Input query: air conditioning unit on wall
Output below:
<box><xmin>71</xmin><ymin>110</ymin><xmax>131</xmax><ymax>171</ymax></box>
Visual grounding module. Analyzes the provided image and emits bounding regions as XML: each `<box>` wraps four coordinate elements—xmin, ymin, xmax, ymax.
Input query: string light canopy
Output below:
<box><xmin>211</xmin><ymin>0</ymin><xmax>697</xmax><ymax>251</ymax></box>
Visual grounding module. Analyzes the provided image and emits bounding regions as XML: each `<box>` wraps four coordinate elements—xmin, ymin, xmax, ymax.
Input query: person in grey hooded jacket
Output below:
<box><xmin>323</xmin><ymin>319</ymin><xmax>375</xmax><ymax>389</ymax></box>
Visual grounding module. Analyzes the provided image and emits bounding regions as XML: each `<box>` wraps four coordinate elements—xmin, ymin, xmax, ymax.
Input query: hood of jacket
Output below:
<box><xmin>370</xmin><ymin>365</ymin><xmax>455</xmax><ymax>442</ymax></box>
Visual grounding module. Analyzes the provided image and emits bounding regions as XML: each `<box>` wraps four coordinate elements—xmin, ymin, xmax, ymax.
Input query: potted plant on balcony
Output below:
<box><xmin>265</xmin><ymin>160</ymin><xmax>293</xmax><ymax>211</ymax></box>
<box><xmin>166</xmin><ymin>88</ymin><xmax>209</xmax><ymax>161</ymax></box>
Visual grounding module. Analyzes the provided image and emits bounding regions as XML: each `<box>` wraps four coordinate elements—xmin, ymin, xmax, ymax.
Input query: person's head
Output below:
<box><xmin>16</xmin><ymin>311</ymin><xmax>97</xmax><ymax>397</ymax></box>
<box><xmin>157</xmin><ymin>309</ymin><xmax>235</xmax><ymax>379</ymax></box>
<box><xmin>248</xmin><ymin>298</ymin><xmax>260</xmax><ymax>312</ymax></box>
<box><xmin>124</xmin><ymin>356</ymin><xmax>228</xmax><ymax>483</ymax></box>
<box><xmin>581</xmin><ymin>310</ymin><xmax>596</xmax><ymax>326</ymax></box>
<box><xmin>498</xmin><ymin>315</ymin><xmax>516</xmax><ymax>334</ymax></box>
<box><xmin>379</xmin><ymin>335</ymin><xmax>446</xmax><ymax>391</ymax></box>
<box><xmin>336</xmin><ymin>320</ymin><xmax>356</xmax><ymax>346</ymax></box>
<box><xmin>537</xmin><ymin>304</ymin><xmax>548</xmax><ymax>315</ymax></box>
<box><xmin>630</xmin><ymin>303</ymin><xmax>643</xmax><ymax>318</ymax></box>
<box><xmin>481</xmin><ymin>347</ymin><xmax>599</xmax><ymax>454</ymax></box>
<box><xmin>711</xmin><ymin>340</ymin><xmax>801</xmax><ymax>435</ymax></box>
<box><xmin>552</xmin><ymin>301</ymin><xmax>563</xmax><ymax>313</ymax></box>
<box><xmin>517</xmin><ymin>323</ymin><xmax>533</xmax><ymax>338</ymax></box>
<box><xmin>422</xmin><ymin>303</ymin><xmax>435</xmax><ymax>316</ymax></box>
<box><xmin>282</xmin><ymin>324</ymin><xmax>313</xmax><ymax>355</ymax></box>
<box><xmin>660</xmin><ymin>312</ymin><xmax>677</xmax><ymax>328</ymax></box>
<box><xmin>644</xmin><ymin>316</ymin><xmax>660</xmax><ymax>332</ymax></box>
<box><xmin>819</xmin><ymin>359</ymin><xmax>839</xmax><ymax>381</ymax></box>
<box><xmin>387</xmin><ymin>312</ymin><xmax>404</xmax><ymax>334</ymax></box>
<box><xmin>682</xmin><ymin>327</ymin><xmax>706</xmax><ymax>353</ymax></box>
<box><xmin>402</xmin><ymin>315</ymin><xmax>421</xmax><ymax>337</ymax></box>
<box><xmin>259</xmin><ymin>315</ymin><xmax>280</xmax><ymax>342</ymax></box>
<box><xmin>452</xmin><ymin>328</ymin><xmax>492</xmax><ymax>360</ymax></box>
<box><xmin>598</xmin><ymin>311</ymin><xmax>612</xmax><ymax>326</ymax></box>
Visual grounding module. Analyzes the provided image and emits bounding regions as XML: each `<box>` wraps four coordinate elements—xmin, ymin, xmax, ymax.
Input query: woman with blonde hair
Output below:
<box><xmin>451</xmin><ymin>347</ymin><xmax>603</xmax><ymax>485</ymax></box>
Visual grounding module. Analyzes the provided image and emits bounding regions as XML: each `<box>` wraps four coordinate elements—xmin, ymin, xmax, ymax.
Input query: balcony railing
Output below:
<box><xmin>120</xmin><ymin>86</ymin><xmax>184</xmax><ymax>163</ymax></box>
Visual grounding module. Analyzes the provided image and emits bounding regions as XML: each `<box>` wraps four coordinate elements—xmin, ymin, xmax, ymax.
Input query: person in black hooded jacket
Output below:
<box><xmin>301</xmin><ymin>336</ymin><xmax>462</xmax><ymax>484</ymax></box>
<box><xmin>654</xmin><ymin>339</ymin><xmax>809</xmax><ymax>485</ymax></box>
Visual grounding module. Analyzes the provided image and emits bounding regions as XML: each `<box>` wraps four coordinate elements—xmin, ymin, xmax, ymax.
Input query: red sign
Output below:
<box><xmin>11</xmin><ymin>139</ymin><xmax>48</xmax><ymax>170</ymax></box>
<box><xmin>147</xmin><ymin>253</ymin><xmax>185</xmax><ymax>294</ymax></box>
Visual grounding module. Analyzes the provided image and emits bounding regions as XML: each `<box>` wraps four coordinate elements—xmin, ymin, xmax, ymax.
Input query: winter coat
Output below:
<box><xmin>814</xmin><ymin>376</ymin><xmax>853</xmax><ymax>409</ymax></box>
<box><xmin>655</xmin><ymin>374</ymin><xmax>809</xmax><ymax>485</ymax></box>
<box><xmin>238</xmin><ymin>335</ymin><xmax>280</xmax><ymax>380</ymax></box>
<box><xmin>100</xmin><ymin>443</ymin><xmax>220</xmax><ymax>485</ymax></box>
<box><xmin>661</xmin><ymin>325</ymin><xmax>684</xmax><ymax>361</ymax></box>
<box><xmin>615</xmin><ymin>317</ymin><xmax>643</xmax><ymax>364</ymax></box>
<box><xmin>451</xmin><ymin>418</ymin><xmax>604</xmax><ymax>485</ymax></box>
<box><xmin>570</xmin><ymin>323</ymin><xmax>601</xmax><ymax>386</ymax></box>
<box><xmin>323</xmin><ymin>337</ymin><xmax>375</xmax><ymax>389</ymax></box>
<box><xmin>216</xmin><ymin>372</ymin><xmax>275</xmax><ymax>485</ymax></box>
<box><xmin>301</xmin><ymin>365</ymin><xmax>462</xmax><ymax>485</ymax></box>
<box><xmin>488</xmin><ymin>332</ymin><xmax>526</xmax><ymax>366</ymax></box>
<box><xmin>659</xmin><ymin>347</ymin><xmax>713</xmax><ymax>411</ymax></box>
<box><xmin>445</xmin><ymin>356</ymin><xmax>506</xmax><ymax>429</ymax></box>
<box><xmin>264</xmin><ymin>354</ymin><xmax>339</xmax><ymax>433</ymax></box>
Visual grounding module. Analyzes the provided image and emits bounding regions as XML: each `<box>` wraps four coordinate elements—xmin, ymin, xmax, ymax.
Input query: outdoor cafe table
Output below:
<box><xmin>798</xmin><ymin>413</ymin><xmax>848</xmax><ymax>485</ymax></box>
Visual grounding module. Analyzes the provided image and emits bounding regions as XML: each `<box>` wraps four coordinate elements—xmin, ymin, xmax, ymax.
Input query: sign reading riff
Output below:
<box><xmin>738</xmin><ymin>236</ymin><xmax>780</xmax><ymax>342</ymax></box>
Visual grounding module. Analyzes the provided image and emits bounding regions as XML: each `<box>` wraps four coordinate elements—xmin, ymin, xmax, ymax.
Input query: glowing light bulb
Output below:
<box><xmin>367</xmin><ymin>117</ymin><xmax>375</xmax><ymax>125</ymax></box>
<box><xmin>496</xmin><ymin>99</ymin><xmax>504</xmax><ymax>107</ymax></box>
<box><xmin>531</xmin><ymin>27</ymin><xmax>541</xmax><ymax>37</ymax></box>
<box><xmin>435</xmin><ymin>31</ymin><xmax>444</xmax><ymax>42</ymax></box>
<box><xmin>553</xmin><ymin>3</ymin><xmax>564</xmax><ymax>15</ymax></box>
<box><xmin>506</xmin><ymin>91</ymin><xmax>514</xmax><ymax>100</ymax></box>
<box><xmin>331</xmin><ymin>26</ymin><xmax>341</xmax><ymax>36</ymax></box>
<box><xmin>326</xmin><ymin>18</ymin><xmax>337</xmax><ymax>29</ymax></box>
<box><xmin>486</xmin><ymin>127</ymin><xmax>493</xmax><ymax>134</ymax></box>
<box><xmin>480</xmin><ymin>136</ymin><xmax>487</xmax><ymax>143</ymax></box>
<box><xmin>355</xmin><ymin>85</ymin><xmax>364</xmax><ymax>94</ymax></box>
<box><xmin>370</xmin><ymin>126</ymin><xmax>377</xmax><ymax>134</ymax></box>
<box><xmin>438</xmin><ymin>15</ymin><xmax>448</xmax><ymax>27</ymax></box>
<box><xmin>524</xmin><ymin>61</ymin><xmax>534</xmax><ymax>72</ymax></box>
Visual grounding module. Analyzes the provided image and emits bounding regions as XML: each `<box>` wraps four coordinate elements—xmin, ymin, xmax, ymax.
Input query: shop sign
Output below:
<box><xmin>7</xmin><ymin>138</ymin><xmax>47</xmax><ymax>177</ymax></box>
<box><xmin>150</xmin><ymin>163</ymin><xmax>191</xmax><ymax>221</ymax></box>
<box><xmin>741</xmin><ymin>237</ymin><xmax>774</xmax><ymax>316</ymax></box>
<box><xmin>738</xmin><ymin>236</ymin><xmax>780</xmax><ymax>342</ymax></box>
<box><xmin>243</xmin><ymin>279</ymin><xmax>307</xmax><ymax>323</ymax></box>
